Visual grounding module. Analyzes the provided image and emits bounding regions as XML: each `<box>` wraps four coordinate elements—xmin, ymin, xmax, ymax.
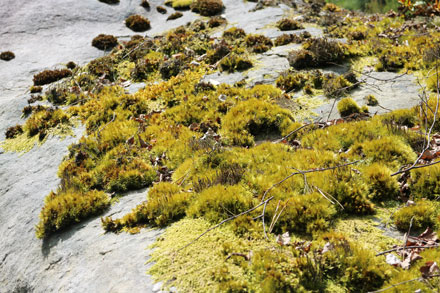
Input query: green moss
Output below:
<box><xmin>245</xmin><ymin>34</ymin><xmax>273</xmax><ymax>53</ymax></box>
<box><xmin>33</xmin><ymin>69</ymin><xmax>72</xmax><ymax>86</ymax></box>
<box><xmin>365</xmin><ymin>94</ymin><xmax>378</xmax><ymax>106</ymax></box>
<box><xmin>337</xmin><ymin>97</ymin><xmax>360</xmax><ymax>116</ymax></box>
<box><xmin>393</xmin><ymin>200</ymin><xmax>439</xmax><ymax>231</ymax></box>
<box><xmin>0</xmin><ymin>51</ymin><xmax>15</xmax><ymax>61</ymax></box>
<box><xmin>363</xmin><ymin>163</ymin><xmax>399</xmax><ymax>202</ymax></box>
<box><xmin>36</xmin><ymin>189</ymin><xmax>110</xmax><ymax>238</ymax></box>
<box><xmin>410</xmin><ymin>165</ymin><xmax>440</xmax><ymax>200</ymax></box>
<box><xmin>91</xmin><ymin>34</ymin><xmax>118</xmax><ymax>50</ymax></box>
<box><xmin>220</xmin><ymin>98</ymin><xmax>295</xmax><ymax>146</ymax></box>
<box><xmin>191</xmin><ymin>0</ymin><xmax>223</xmax><ymax>16</ymax></box>
<box><xmin>277</xmin><ymin>18</ymin><xmax>304</xmax><ymax>31</ymax></box>
<box><xmin>125</xmin><ymin>15</ymin><xmax>151</xmax><ymax>32</ymax></box>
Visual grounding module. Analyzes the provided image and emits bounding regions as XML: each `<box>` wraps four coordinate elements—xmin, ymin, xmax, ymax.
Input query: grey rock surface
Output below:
<box><xmin>0</xmin><ymin>0</ymin><xmax>424</xmax><ymax>292</ymax></box>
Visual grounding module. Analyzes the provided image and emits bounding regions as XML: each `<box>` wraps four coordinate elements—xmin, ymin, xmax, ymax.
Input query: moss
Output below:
<box><xmin>27</xmin><ymin>95</ymin><xmax>43</xmax><ymax>104</ymax></box>
<box><xmin>5</xmin><ymin>125</ymin><xmax>23</xmax><ymax>139</ymax></box>
<box><xmin>219</xmin><ymin>53</ymin><xmax>252</xmax><ymax>73</ymax></box>
<box><xmin>102</xmin><ymin>183</ymin><xmax>189</xmax><ymax>231</ymax></box>
<box><xmin>393</xmin><ymin>200</ymin><xmax>438</xmax><ymax>231</ymax></box>
<box><xmin>98</xmin><ymin>0</ymin><xmax>119</xmax><ymax>4</ymax></box>
<box><xmin>337</xmin><ymin>97</ymin><xmax>360</xmax><ymax>117</ymax></box>
<box><xmin>87</xmin><ymin>56</ymin><xmax>117</xmax><ymax>81</ymax></box>
<box><xmin>266</xmin><ymin>192</ymin><xmax>337</xmax><ymax>235</ymax></box>
<box><xmin>91</xmin><ymin>34</ymin><xmax>118</xmax><ymax>50</ymax></box>
<box><xmin>30</xmin><ymin>86</ymin><xmax>43</xmax><ymax>94</ymax></box>
<box><xmin>222</xmin><ymin>27</ymin><xmax>246</xmax><ymax>40</ymax></box>
<box><xmin>159</xmin><ymin>58</ymin><xmax>183</xmax><ymax>79</ymax></box>
<box><xmin>276</xmin><ymin>71</ymin><xmax>307</xmax><ymax>92</ymax></box>
<box><xmin>131</xmin><ymin>51</ymin><xmax>163</xmax><ymax>81</ymax></box>
<box><xmin>208</xmin><ymin>16</ymin><xmax>226</xmax><ymax>28</ymax></box>
<box><xmin>288</xmin><ymin>38</ymin><xmax>348</xmax><ymax>69</ymax></box>
<box><xmin>188</xmin><ymin>185</ymin><xmax>254</xmax><ymax>223</ymax></box>
<box><xmin>167</xmin><ymin>12</ymin><xmax>184</xmax><ymax>21</ymax></box>
<box><xmin>245</xmin><ymin>34</ymin><xmax>273</xmax><ymax>53</ymax></box>
<box><xmin>156</xmin><ymin>6</ymin><xmax>167</xmax><ymax>14</ymax></box>
<box><xmin>191</xmin><ymin>0</ymin><xmax>223</xmax><ymax>16</ymax></box>
<box><xmin>365</xmin><ymin>94</ymin><xmax>378</xmax><ymax>106</ymax></box>
<box><xmin>220</xmin><ymin>98</ymin><xmax>294</xmax><ymax>146</ymax></box>
<box><xmin>168</xmin><ymin>0</ymin><xmax>193</xmax><ymax>9</ymax></box>
<box><xmin>24</xmin><ymin>107</ymin><xmax>71</xmax><ymax>139</ymax></box>
<box><xmin>274</xmin><ymin>33</ymin><xmax>308</xmax><ymax>46</ymax></box>
<box><xmin>140</xmin><ymin>0</ymin><xmax>150</xmax><ymax>8</ymax></box>
<box><xmin>410</xmin><ymin>165</ymin><xmax>440</xmax><ymax>200</ymax></box>
<box><xmin>125</xmin><ymin>15</ymin><xmax>151</xmax><ymax>32</ymax></box>
<box><xmin>66</xmin><ymin>61</ymin><xmax>77</xmax><ymax>70</ymax></box>
<box><xmin>0</xmin><ymin>51</ymin><xmax>15</xmax><ymax>61</ymax></box>
<box><xmin>33</xmin><ymin>69</ymin><xmax>72</xmax><ymax>86</ymax></box>
<box><xmin>363</xmin><ymin>163</ymin><xmax>399</xmax><ymax>202</ymax></box>
<box><xmin>35</xmin><ymin>189</ymin><xmax>110</xmax><ymax>238</ymax></box>
<box><xmin>277</xmin><ymin>18</ymin><xmax>304</xmax><ymax>31</ymax></box>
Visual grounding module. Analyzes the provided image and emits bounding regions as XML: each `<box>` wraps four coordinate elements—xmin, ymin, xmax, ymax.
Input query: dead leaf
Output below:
<box><xmin>386</xmin><ymin>254</ymin><xmax>401</xmax><ymax>266</ymax></box>
<box><xmin>126</xmin><ymin>136</ymin><xmax>135</xmax><ymax>145</ymax></box>
<box><xmin>419</xmin><ymin>228</ymin><xmax>438</xmax><ymax>242</ymax></box>
<box><xmin>322</xmin><ymin>242</ymin><xmax>334</xmax><ymax>254</ymax></box>
<box><xmin>420</xmin><ymin>261</ymin><xmax>440</xmax><ymax>278</ymax></box>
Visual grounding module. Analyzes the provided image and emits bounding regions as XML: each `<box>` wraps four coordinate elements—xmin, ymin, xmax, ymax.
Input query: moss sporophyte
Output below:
<box><xmin>4</xmin><ymin>1</ymin><xmax>440</xmax><ymax>291</ymax></box>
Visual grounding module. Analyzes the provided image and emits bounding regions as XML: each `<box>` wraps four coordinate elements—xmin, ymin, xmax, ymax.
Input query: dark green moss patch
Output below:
<box><xmin>191</xmin><ymin>0</ymin><xmax>224</xmax><ymax>16</ymax></box>
<box><xmin>157</xmin><ymin>6</ymin><xmax>167</xmax><ymax>14</ymax></box>
<box><xmin>0</xmin><ymin>51</ymin><xmax>15</xmax><ymax>61</ymax></box>
<box><xmin>125</xmin><ymin>15</ymin><xmax>151</xmax><ymax>32</ymax></box>
<box><xmin>277</xmin><ymin>18</ymin><xmax>304</xmax><ymax>31</ymax></box>
<box><xmin>167</xmin><ymin>12</ymin><xmax>184</xmax><ymax>21</ymax></box>
<box><xmin>33</xmin><ymin>69</ymin><xmax>72</xmax><ymax>86</ymax></box>
<box><xmin>5</xmin><ymin>125</ymin><xmax>23</xmax><ymax>139</ymax></box>
<box><xmin>92</xmin><ymin>34</ymin><xmax>118</xmax><ymax>50</ymax></box>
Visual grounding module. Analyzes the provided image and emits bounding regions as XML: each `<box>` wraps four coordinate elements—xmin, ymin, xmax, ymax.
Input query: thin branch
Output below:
<box><xmin>376</xmin><ymin>245</ymin><xmax>440</xmax><ymax>256</ymax></box>
<box><xmin>368</xmin><ymin>277</ymin><xmax>421</xmax><ymax>293</ymax></box>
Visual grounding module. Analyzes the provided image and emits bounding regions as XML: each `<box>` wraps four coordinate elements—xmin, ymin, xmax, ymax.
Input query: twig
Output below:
<box><xmin>368</xmin><ymin>277</ymin><xmax>421</xmax><ymax>293</ymax></box>
<box><xmin>225</xmin><ymin>252</ymin><xmax>251</xmax><ymax>261</ymax></box>
<box><xmin>376</xmin><ymin>245</ymin><xmax>440</xmax><ymax>256</ymax></box>
<box><xmin>314</xmin><ymin>186</ymin><xmax>344</xmax><ymax>210</ymax></box>
<box><xmin>402</xmin><ymin>216</ymin><xmax>415</xmax><ymax>251</ymax></box>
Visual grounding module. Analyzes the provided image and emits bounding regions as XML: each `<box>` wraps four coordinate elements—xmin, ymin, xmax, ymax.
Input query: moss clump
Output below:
<box><xmin>337</xmin><ymin>98</ymin><xmax>361</xmax><ymax>117</ymax></box>
<box><xmin>365</xmin><ymin>94</ymin><xmax>378</xmax><ymax>106</ymax></box>
<box><xmin>276</xmin><ymin>72</ymin><xmax>307</xmax><ymax>92</ymax></box>
<box><xmin>167</xmin><ymin>12</ymin><xmax>184</xmax><ymax>21</ymax></box>
<box><xmin>191</xmin><ymin>0</ymin><xmax>223</xmax><ymax>16</ymax></box>
<box><xmin>188</xmin><ymin>185</ymin><xmax>254</xmax><ymax>223</ymax></box>
<box><xmin>25</xmin><ymin>107</ymin><xmax>70</xmax><ymax>139</ymax></box>
<box><xmin>66</xmin><ymin>61</ymin><xmax>77</xmax><ymax>69</ymax></box>
<box><xmin>267</xmin><ymin>192</ymin><xmax>336</xmax><ymax>235</ymax></box>
<box><xmin>277</xmin><ymin>18</ymin><xmax>304</xmax><ymax>31</ymax></box>
<box><xmin>363</xmin><ymin>163</ymin><xmax>399</xmax><ymax>202</ymax></box>
<box><xmin>274</xmin><ymin>32</ymin><xmax>310</xmax><ymax>46</ymax></box>
<box><xmin>91</xmin><ymin>34</ymin><xmax>118</xmax><ymax>50</ymax></box>
<box><xmin>394</xmin><ymin>201</ymin><xmax>438</xmax><ymax>231</ymax></box>
<box><xmin>206</xmin><ymin>41</ymin><xmax>230</xmax><ymax>64</ymax></box>
<box><xmin>125</xmin><ymin>15</ymin><xmax>151</xmax><ymax>32</ymax></box>
<box><xmin>221</xmin><ymin>98</ymin><xmax>294</xmax><ymax>146</ymax></box>
<box><xmin>157</xmin><ymin>6</ymin><xmax>167</xmax><ymax>13</ymax></box>
<box><xmin>140</xmin><ymin>0</ymin><xmax>150</xmax><ymax>8</ymax></box>
<box><xmin>131</xmin><ymin>51</ymin><xmax>163</xmax><ymax>81</ymax></box>
<box><xmin>323</xmin><ymin>74</ymin><xmax>353</xmax><ymax>98</ymax></box>
<box><xmin>219</xmin><ymin>53</ymin><xmax>252</xmax><ymax>73</ymax></box>
<box><xmin>36</xmin><ymin>189</ymin><xmax>110</xmax><ymax>238</ymax></box>
<box><xmin>5</xmin><ymin>125</ymin><xmax>23</xmax><ymax>139</ymax></box>
<box><xmin>28</xmin><ymin>95</ymin><xmax>43</xmax><ymax>104</ymax></box>
<box><xmin>288</xmin><ymin>38</ymin><xmax>348</xmax><ymax>69</ymax></box>
<box><xmin>166</xmin><ymin>0</ymin><xmax>193</xmax><ymax>9</ymax></box>
<box><xmin>222</xmin><ymin>27</ymin><xmax>246</xmax><ymax>40</ymax></box>
<box><xmin>98</xmin><ymin>0</ymin><xmax>119</xmax><ymax>4</ymax></box>
<box><xmin>410</xmin><ymin>165</ymin><xmax>440</xmax><ymax>200</ymax></box>
<box><xmin>208</xmin><ymin>16</ymin><xmax>226</xmax><ymax>28</ymax></box>
<box><xmin>159</xmin><ymin>58</ymin><xmax>183</xmax><ymax>79</ymax></box>
<box><xmin>0</xmin><ymin>51</ymin><xmax>15</xmax><ymax>61</ymax></box>
<box><xmin>30</xmin><ymin>86</ymin><xmax>42</xmax><ymax>93</ymax></box>
<box><xmin>33</xmin><ymin>69</ymin><xmax>72</xmax><ymax>86</ymax></box>
<box><xmin>88</xmin><ymin>56</ymin><xmax>117</xmax><ymax>81</ymax></box>
<box><xmin>245</xmin><ymin>34</ymin><xmax>273</xmax><ymax>53</ymax></box>
<box><xmin>102</xmin><ymin>183</ymin><xmax>189</xmax><ymax>232</ymax></box>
